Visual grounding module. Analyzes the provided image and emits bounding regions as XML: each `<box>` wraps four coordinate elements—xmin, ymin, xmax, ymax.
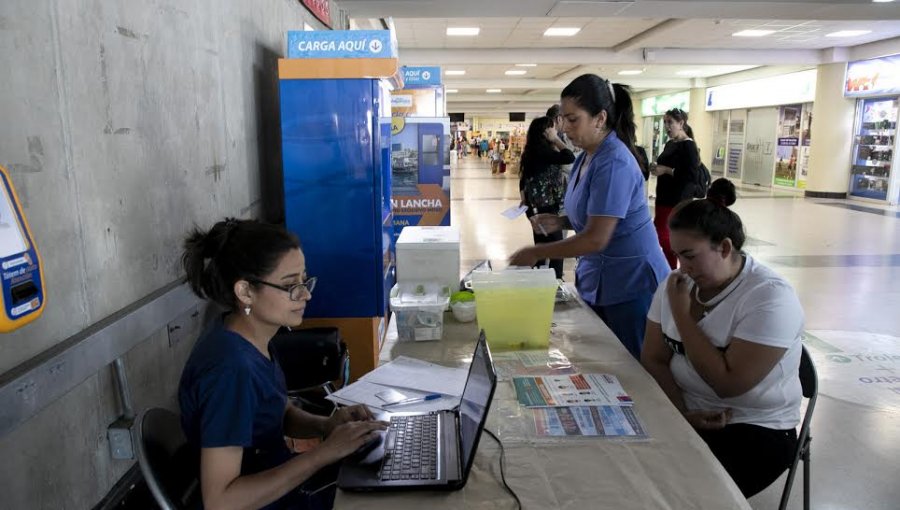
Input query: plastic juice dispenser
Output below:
<box><xmin>470</xmin><ymin>268</ymin><xmax>557</xmax><ymax>351</ymax></box>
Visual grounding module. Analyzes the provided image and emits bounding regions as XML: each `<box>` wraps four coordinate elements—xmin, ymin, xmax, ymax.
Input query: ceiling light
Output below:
<box><xmin>446</xmin><ymin>89</ymin><xmax>458</xmax><ymax>93</ymax></box>
<box><xmin>873</xmin><ymin>0</ymin><xmax>895</xmax><ymax>3</ymax></box>
<box><xmin>618</xmin><ymin>70</ymin><xmax>644</xmax><ymax>76</ymax></box>
<box><xmin>826</xmin><ymin>30</ymin><xmax>872</xmax><ymax>37</ymax></box>
<box><xmin>445</xmin><ymin>70</ymin><xmax>466</xmax><ymax>76</ymax></box>
<box><xmin>677</xmin><ymin>70</ymin><xmax>704</xmax><ymax>76</ymax></box>
<box><xmin>505</xmin><ymin>70</ymin><xmax>527</xmax><ymax>76</ymax></box>
<box><xmin>486</xmin><ymin>89</ymin><xmax>502</xmax><ymax>93</ymax></box>
<box><xmin>446</xmin><ymin>27</ymin><xmax>480</xmax><ymax>36</ymax></box>
<box><xmin>544</xmin><ymin>27</ymin><xmax>581</xmax><ymax>37</ymax></box>
<box><xmin>516</xmin><ymin>64</ymin><xmax>538</xmax><ymax>67</ymax></box>
<box><xmin>732</xmin><ymin>29</ymin><xmax>776</xmax><ymax>37</ymax></box>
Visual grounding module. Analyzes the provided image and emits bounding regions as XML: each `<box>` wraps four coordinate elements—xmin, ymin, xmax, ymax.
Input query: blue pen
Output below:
<box><xmin>383</xmin><ymin>394</ymin><xmax>442</xmax><ymax>407</ymax></box>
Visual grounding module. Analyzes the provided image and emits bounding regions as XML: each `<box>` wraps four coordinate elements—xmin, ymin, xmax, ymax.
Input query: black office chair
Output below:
<box><xmin>778</xmin><ymin>345</ymin><xmax>818</xmax><ymax>510</ymax></box>
<box><xmin>269</xmin><ymin>327</ymin><xmax>350</xmax><ymax>417</ymax></box>
<box><xmin>135</xmin><ymin>408</ymin><xmax>202</xmax><ymax>510</ymax></box>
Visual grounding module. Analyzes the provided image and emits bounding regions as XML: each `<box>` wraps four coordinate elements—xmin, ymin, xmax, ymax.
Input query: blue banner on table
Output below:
<box><xmin>287</xmin><ymin>30</ymin><xmax>398</xmax><ymax>59</ymax></box>
<box><xmin>390</xmin><ymin>117</ymin><xmax>451</xmax><ymax>241</ymax></box>
<box><xmin>401</xmin><ymin>66</ymin><xmax>442</xmax><ymax>88</ymax></box>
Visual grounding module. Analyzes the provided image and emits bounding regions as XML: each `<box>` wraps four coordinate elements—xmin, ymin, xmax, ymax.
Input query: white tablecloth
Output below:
<box><xmin>335</xmin><ymin>291</ymin><xmax>751</xmax><ymax>510</ymax></box>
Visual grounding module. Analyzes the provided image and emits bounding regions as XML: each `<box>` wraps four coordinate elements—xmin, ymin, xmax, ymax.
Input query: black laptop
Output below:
<box><xmin>337</xmin><ymin>331</ymin><xmax>497</xmax><ymax>491</ymax></box>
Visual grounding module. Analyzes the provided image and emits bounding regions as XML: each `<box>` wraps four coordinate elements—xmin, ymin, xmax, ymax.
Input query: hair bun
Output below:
<box><xmin>202</xmin><ymin>218</ymin><xmax>241</xmax><ymax>259</ymax></box>
<box><xmin>706</xmin><ymin>178</ymin><xmax>736</xmax><ymax>207</ymax></box>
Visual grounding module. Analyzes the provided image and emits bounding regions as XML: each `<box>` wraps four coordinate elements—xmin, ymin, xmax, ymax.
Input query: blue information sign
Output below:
<box><xmin>287</xmin><ymin>30</ymin><xmax>397</xmax><ymax>59</ymax></box>
<box><xmin>401</xmin><ymin>66</ymin><xmax>442</xmax><ymax>88</ymax></box>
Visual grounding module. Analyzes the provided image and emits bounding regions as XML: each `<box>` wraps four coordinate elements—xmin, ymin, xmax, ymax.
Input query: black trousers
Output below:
<box><xmin>697</xmin><ymin>423</ymin><xmax>798</xmax><ymax>498</ymax></box>
<box><xmin>525</xmin><ymin>204</ymin><xmax>564</xmax><ymax>279</ymax></box>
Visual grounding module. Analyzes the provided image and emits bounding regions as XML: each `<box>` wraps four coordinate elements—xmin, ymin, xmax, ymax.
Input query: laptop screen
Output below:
<box><xmin>458</xmin><ymin>333</ymin><xmax>496</xmax><ymax>474</ymax></box>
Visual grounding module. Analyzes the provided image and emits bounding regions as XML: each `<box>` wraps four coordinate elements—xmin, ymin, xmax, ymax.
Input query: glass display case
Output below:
<box><xmin>849</xmin><ymin>97</ymin><xmax>898</xmax><ymax>201</ymax></box>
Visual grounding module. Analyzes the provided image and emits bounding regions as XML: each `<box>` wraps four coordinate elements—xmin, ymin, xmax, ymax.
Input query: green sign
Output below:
<box><xmin>641</xmin><ymin>91</ymin><xmax>690</xmax><ymax>117</ymax></box>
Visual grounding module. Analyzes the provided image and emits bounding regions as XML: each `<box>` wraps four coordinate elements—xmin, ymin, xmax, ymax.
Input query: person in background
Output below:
<box><xmin>480</xmin><ymin>137</ymin><xmax>489</xmax><ymax>160</ymax></box>
<box><xmin>641</xmin><ymin>179</ymin><xmax>802</xmax><ymax>497</ymax></box>
<box><xmin>519</xmin><ymin>115</ymin><xmax>576</xmax><ymax>279</ymax></box>
<box><xmin>650</xmin><ymin>108</ymin><xmax>701</xmax><ymax>269</ymax></box>
<box><xmin>178</xmin><ymin>218</ymin><xmax>386</xmax><ymax>510</ymax></box>
<box><xmin>509</xmin><ymin>74</ymin><xmax>670</xmax><ymax>358</ymax></box>
<box><xmin>547</xmin><ymin>103</ymin><xmax>578</xmax><ymax>180</ymax></box>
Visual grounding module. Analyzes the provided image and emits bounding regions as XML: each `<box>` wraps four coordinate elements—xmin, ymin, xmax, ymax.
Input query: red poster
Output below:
<box><xmin>300</xmin><ymin>0</ymin><xmax>331</xmax><ymax>28</ymax></box>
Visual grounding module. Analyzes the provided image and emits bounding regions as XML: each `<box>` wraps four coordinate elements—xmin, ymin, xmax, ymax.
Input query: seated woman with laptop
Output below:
<box><xmin>640</xmin><ymin>179</ymin><xmax>803</xmax><ymax>497</ymax></box>
<box><xmin>178</xmin><ymin>218</ymin><xmax>386</xmax><ymax>510</ymax></box>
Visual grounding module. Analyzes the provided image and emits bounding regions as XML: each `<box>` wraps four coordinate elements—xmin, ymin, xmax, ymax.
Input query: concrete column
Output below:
<box><xmin>805</xmin><ymin>62</ymin><xmax>856</xmax><ymax>198</ymax></box>
<box><xmin>689</xmin><ymin>87</ymin><xmax>714</xmax><ymax>165</ymax></box>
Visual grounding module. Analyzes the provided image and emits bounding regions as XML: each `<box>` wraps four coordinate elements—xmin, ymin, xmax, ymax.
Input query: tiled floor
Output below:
<box><xmin>449</xmin><ymin>155</ymin><xmax>900</xmax><ymax>510</ymax></box>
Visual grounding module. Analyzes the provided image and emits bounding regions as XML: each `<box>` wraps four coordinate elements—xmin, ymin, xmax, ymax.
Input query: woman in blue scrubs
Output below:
<box><xmin>510</xmin><ymin>74</ymin><xmax>671</xmax><ymax>358</ymax></box>
<box><xmin>178</xmin><ymin>218</ymin><xmax>386</xmax><ymax>510</ymax></box>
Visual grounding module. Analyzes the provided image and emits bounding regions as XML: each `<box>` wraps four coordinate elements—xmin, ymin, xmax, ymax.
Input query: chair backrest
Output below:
<box><xmin>135</xmin><ymin>408</ymin><xmax>201</xmax><ymax>510</ymax></box>
<box><xmin>269</xmin><ymin>327</ymin><xmax>348</xmax><ymax>391</ymax></box>
<box><xmin>778</xmin><ymin>345</ymin><xmax>818</xmax><ymax>510</ymax></box>
<box><xmin>798</xmin><ymin>345</ymin><xmax>818</xmax><ymax>400</ymax></box>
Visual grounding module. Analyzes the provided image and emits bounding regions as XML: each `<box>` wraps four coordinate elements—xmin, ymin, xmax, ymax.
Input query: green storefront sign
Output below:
<box><xmin>641</xmin><ymin>91</ymin><xmax>691</xmax><ymax>117</ymax></box>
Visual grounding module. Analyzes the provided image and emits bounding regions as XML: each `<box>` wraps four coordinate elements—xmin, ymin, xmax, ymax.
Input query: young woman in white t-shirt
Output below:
<box><xmin>641</xmin><ymin>178</ymin><xmax>803</xmax><ymax>498</ymax></box>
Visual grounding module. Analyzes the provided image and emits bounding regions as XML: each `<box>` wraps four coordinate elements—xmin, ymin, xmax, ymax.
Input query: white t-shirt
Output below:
<box><xmin>647</xmin><ymin>254</ymin><xmax>803</xmax><ymax>430</ymax></box>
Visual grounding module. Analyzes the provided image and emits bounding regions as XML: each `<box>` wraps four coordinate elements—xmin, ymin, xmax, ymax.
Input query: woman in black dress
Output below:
<box><xmin>518</xmin><ymin>116</ymin><xmax>576</xmax><ymax>278</ymax></box>
<box><xmin>651</xmin><ymin>108</ymin><xmax>701</xmax><ymax>269</ymax></box>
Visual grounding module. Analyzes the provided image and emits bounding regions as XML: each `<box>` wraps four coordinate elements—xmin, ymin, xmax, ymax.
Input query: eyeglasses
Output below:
<box><xmin>249</xmin><ymin>276</ymin><xmax>317</xmax><ymax>301</ymax></box>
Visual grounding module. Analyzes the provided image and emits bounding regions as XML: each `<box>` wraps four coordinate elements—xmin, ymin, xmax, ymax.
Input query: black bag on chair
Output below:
<box><xmin>269</xmin><ymin>327</ymin><xmax>350</xmax><ymax>416</ymax></box>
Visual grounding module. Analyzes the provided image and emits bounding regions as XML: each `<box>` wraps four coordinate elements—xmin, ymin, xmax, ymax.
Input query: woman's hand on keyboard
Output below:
<box><xmin>320</xmin><ymin>420</ymin><xmax>388</xmax><ymax>462</ymax></box>
<box><xmin>324</xmin><ymin>404</ymin><xmax>376</xmax><ymax>436</ymax></box>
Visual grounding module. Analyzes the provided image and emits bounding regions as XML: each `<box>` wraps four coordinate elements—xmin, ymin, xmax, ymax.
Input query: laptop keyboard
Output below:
<box><xmin>380</xmin><ymin>414</ymin><xmax>438</xmax><ymax>481</ymax></box>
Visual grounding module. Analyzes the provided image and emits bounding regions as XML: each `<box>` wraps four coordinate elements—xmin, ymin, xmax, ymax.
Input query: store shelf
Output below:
<box><xmin>851</xmin><ymin>172</ymin><xmax>891</xmax><ymax>179</ymax></box>
<box><xmin>858</xmin><ymin>144</ymin><xmax>894</xmax><ymax>149</ymax></box>
<box><xmin>854</xmin><ymin>161</ymin><xmax>892</xmax><ymax>168</ymax></box>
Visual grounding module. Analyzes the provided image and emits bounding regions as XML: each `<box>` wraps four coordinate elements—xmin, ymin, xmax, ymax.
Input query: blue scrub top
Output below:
<box><xmin>563</xmin><ymin>131</ymin><xmax>670</xmax><ymax>306</ymax></box>
<box><xmin>179</xmin><ymin>317</ymin><xmax>294</xmax><ymax>480</ymax></box>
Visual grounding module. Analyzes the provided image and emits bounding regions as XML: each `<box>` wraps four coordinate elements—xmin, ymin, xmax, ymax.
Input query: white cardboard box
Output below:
<box><xmin>396</xmin><ymin>226</ymin><xmax>460</xmax><ymax>291</ymax></box>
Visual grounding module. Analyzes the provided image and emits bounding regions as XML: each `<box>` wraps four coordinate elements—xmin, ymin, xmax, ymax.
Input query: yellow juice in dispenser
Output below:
<box><xmin>471</xmin><ymin>269</ymin><xmax>557</xmax><ymax>351</ymax></box>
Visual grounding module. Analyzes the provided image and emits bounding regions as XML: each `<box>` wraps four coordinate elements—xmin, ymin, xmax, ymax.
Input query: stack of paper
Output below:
<box><xmin>533</xmin><ymin>406</ymin><xmax>647</xmax><ymax>438</ymax></box>
<box><xmin>512</xmin><ymin>373</ymin><xmax>646</xmax><ymax>438</ymax></box>
<box><xmin>327</xmin><ymin>356</ymin><xmax>468</xmax><ymax>413</ymax></box>
<box><xmin>513</xmin><ymin>374</ymin><xmax>633</xmax><ymax>408</ymax></box>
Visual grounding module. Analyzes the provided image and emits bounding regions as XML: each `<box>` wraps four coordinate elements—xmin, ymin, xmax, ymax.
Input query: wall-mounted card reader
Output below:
<box><xmin>0</xmin><ymin>164</ymin><xmax>45</xmax><ymax>331</ymax></box>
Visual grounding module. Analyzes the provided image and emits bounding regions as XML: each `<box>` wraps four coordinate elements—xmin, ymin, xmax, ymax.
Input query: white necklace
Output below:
<box><xmin>693</xmin><ymin>257</ymin><xmax>747</xmax><ymax>309</ymax></box>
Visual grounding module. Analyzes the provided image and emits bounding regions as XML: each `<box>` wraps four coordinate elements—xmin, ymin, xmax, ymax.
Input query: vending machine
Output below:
<box><xmin>844</xmin><ymin>55</ymin><xmax>900</xmax><ymax>204</ymax></box>
<box><xmin>848</xmin><ymin>97</ymin><xmax>898</xmax><ymax>202</ymax></box>
<box><xmin>278</xmin><ymin>48</ymin><xmax>401</xmax><ymax>379</ymax></box>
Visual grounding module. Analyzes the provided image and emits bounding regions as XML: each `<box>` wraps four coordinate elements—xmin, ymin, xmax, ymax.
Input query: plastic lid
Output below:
<box><xmin>391</xmin><ymin>282</ymin><xmax>450</xmax><ymax>306</ymax></box>
<box><xmin>397</xmin><ymin>226</ymin><xmax>460</xmax><ymax>245</ymax></box>
<box><xmin>470</xmin><ymin>268</ymin><xmax>557</xmax><ymax>288</ymax></box>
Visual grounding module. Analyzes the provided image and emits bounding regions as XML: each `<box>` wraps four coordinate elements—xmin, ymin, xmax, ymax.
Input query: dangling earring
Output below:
<box><xmin>287</xmin><ymin>326</ymin><xmax>292</xmax><ymax>332</ymax></box>
<box><xmin>244</xmin><ymin>305</ymin><xmax>251</xmax><ymax>316</ymax></box>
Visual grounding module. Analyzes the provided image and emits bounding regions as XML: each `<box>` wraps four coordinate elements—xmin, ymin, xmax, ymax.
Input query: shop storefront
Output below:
<box><xmin>640</xmin><ymin>91</ymin><xmax>690</xmax><ymax>161</ymax></box>
<box><xmin>844</xmin><ymin>55</ymin><xmax>900</xmax><ymax>204</ymax></box>
<box><xmin>705</xmin><ymin>69</ymin><xmax>816</xmax><ymax>189</ymax></box>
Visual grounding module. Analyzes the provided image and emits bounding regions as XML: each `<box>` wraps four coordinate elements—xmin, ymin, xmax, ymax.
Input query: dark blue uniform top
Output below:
<box><xmin>178</xmin><ymin>317</ymin><xmax>299</xmax><ymax>508</ymax></box>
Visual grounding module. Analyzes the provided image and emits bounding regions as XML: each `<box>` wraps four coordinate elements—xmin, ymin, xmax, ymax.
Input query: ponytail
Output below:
<box><xmin>610</xmin><ymin>83</ymin><xmax>646</xmax><ymax>175</ymax></box>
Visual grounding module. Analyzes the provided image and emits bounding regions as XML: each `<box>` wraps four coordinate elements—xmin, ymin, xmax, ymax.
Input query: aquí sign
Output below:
<box><xmin>286</xmin><ymin>30</ymin><xmax>397</xmax><ymax>59</ymax></box>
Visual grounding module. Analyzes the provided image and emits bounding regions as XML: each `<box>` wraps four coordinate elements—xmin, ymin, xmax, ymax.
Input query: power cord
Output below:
<box><xmin>484</xmin><ymin>428</ymin><xmax>522</xmax><ymax>510</ymax></box>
